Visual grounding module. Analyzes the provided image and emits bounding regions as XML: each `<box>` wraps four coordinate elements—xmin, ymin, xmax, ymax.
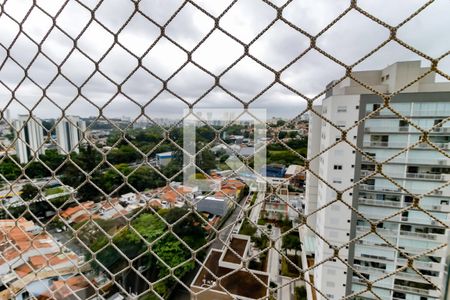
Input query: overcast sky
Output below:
<box><xmin>0</xmin><ymin>0</ymin><xmax>449</xmax><ymax>121</ymax></box>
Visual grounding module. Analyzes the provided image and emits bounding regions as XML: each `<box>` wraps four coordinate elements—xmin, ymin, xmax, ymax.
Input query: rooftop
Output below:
<box><xmin>193</xmin><ymin>250</ymin><xmax>268</xmax><ymax>299</ymax></box>
<box><xmin>222</xmin><ymin>236</ymin><xmax>248</xmax><ymax>264</ymax></box>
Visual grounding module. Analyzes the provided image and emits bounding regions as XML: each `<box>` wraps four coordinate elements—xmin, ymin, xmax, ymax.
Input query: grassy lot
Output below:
<box><xmin>44</xmin><ymin>186</ymin><xmax>65</xmax><ymax>196</ymax></box>
<box><xmin>267</xmin><ymin>148</ymin><xmax>306</xmax><ymax>165</ymax></box>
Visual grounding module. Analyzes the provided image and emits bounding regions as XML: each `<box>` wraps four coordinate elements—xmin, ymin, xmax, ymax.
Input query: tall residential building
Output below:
<box><xmin>303</xmin><ymin>61</ymin><xmax>450</xmax><ymax>300</ymax></box>
<box><xmin>56</xmin><ymin>116</ymin><xmax>86</xmax><ymax>154</ymax></box>
<box><xmin>13</xmin><ymin>115</ymin><xmax>45</xmax><ymax>164</ymax></box>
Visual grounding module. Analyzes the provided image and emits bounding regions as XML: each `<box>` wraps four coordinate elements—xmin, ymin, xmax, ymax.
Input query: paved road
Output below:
<box><xmin>210</xmin><ymin>192</ymin><xmax>252</xmax><ymax>250</ymax></box>
<box><xmin>269</xmin><ymin>227</ymin><xmax>281</xmax><ymax>281</ymax></box>
<box><xmin>249</xmin><ymin>192</ymin><xmax>264</xmax><ymax>224</ymax></box>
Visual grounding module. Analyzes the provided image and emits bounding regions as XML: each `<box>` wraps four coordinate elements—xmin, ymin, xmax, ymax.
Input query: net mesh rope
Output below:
<box><xmin>0</xmin><ymin>0</ymin><xmax>449</xmax><ymax>299</ymax></box>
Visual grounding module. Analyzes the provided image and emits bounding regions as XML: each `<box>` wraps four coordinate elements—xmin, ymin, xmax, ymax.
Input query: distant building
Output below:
<box><xmin>155</xmin><ymin>151</ymin><xmax>173</xmax><ymax>167</ymax></box>
<box><xmin>56</xmin><ymin>115</ymin><xmax>86</xmax><ymax>154</ymax></box>
<box><xmin>263</xmin><ymin>187</ymin><xmax>303</xmax><ymax>221</ymax></box>
<box><xmin>195</xmin><ymin>179</ymin><xmax>245</xmax><ymax>216</ymax></box>
<box><xmin>13</xmin><ymin>115</ymin><xmax>45</xmax><ymax>164</ymax></box>
<box><xmin>119</xmin><ymin>192</ymin><xmax>137</xmax><ymax>204</ymax></box>
<box><xmin>285</xmin><ymin>164</ymin><xmax>306</xmax><ymax>189</ymax></box>
<box><xmin>262</xmin><ymin>164</ymin><xmax>286</xmax><ymax>178</ymax></box>
<box><xmin>195</xmin><ymin>195</ymin><xmax>233</xmax><ymax>216</ymax></box>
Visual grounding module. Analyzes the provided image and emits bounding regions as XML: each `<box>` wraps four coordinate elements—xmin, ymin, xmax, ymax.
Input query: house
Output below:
<box><xmin>155</xmin><ymin>183</ymin><xmax>196</xmax><ymax>208</ymax></box>
<box><xmin>195</xmin><ymin>195</ymin><xmax>233</xmax><ymax>217</ymax></box>
<box><xmin>155</xmin><ymin>151</ymin><xmax>173</xmax><ymax>167</ymax></box>
<box><xmin>119</xmin><ymin>192</ymin><xmax>137</xmax><ymax>204</ymax></box>
<box><xmin>195</xmin><ymin>179</ymin><xmax>245</xmax><ymax>216</ymax></box>
<box><xmin>263</xmin><ymin>191</ymin><xmax>303</xmax><ymax>221</ymax></box>
<box><xmin>60</xmin><ymin>201</ymin><xmax>97</xmax><ymax>224</ymax></box>
<box><xmin>0</xmin><ymin>219</ymin><xmax>82</xmax><ymax>299</ymax></box>
<box><xmin>97</xmin><ymin>199</ymin><xmax>129</xmax><ymax>220</ymax></box>
<box><xmin>42</xmin><ymin>275</ymin><xmax>94</xmax><ymax>300</ymax></box>
<box><xmin>284</xmin><ymin>164</ymin><xmax>306</xmax><ymax>189</ymax></box>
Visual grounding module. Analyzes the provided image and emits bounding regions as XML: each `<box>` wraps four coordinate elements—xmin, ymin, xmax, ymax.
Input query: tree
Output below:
<box><xmin>282</xmin><ymin>233</ymin><xmax>301</xmax><ymax>255</ymax></box>
<box><xmin>21</xmin><ymin>184</ymin><xmax>39</xmax><ymax>201</ymax></box>
<box><xmin>87</xmin><ymin>210</ymin><xmax>206</xmax><ymax>297</ymax></box>
<box><xmin>0</xmin><ymin>157</ymin><xmax>21</xmax><ymax>180</ymax></box>
<box><xmin>196</xmin><ymin>149</ymin><xmax>217</xmax><ymax>173</ymax></box>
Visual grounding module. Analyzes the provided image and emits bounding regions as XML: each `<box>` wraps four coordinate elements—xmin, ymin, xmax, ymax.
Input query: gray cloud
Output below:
<box><xmin>0</xmin><ymin>0</ymin><xmax>449</xmax><ymax>121</ymax></box>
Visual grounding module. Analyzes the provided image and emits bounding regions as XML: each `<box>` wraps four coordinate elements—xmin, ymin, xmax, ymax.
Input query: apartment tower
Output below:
<box><xmin>56</xmin><ymin>116</ymin><xmax>86</xmax><ymax>154</ymax></box>
<box><xmin>303</xmin><ymin>61</ymin><xmax>450</xmax><ymax>300</ymax></box>
<box><xmin>13</xmin><ymin>115</ymin><xmax>45</xmax><ymax>164</ymax></box>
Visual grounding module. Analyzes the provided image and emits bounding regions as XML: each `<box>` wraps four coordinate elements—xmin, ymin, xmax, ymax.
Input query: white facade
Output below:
<box><xmin>56</xmin><ymin>115</ymin><xmax>86</xmax><ymax>154</ymax></box>
<box><xmin>304</xmin><ymin>61</ymin><xmax>450</xmax><ymax>300</ymax></box>
<box><xmin>13</xmin><ymin>115</ymin><xmax>45</xmax><ymax>164</ymax></box>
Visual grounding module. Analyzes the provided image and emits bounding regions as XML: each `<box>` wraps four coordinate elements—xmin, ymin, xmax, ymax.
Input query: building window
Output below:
<box><xmin>337</xmin><ymin>106</ymin><xmax>347</xmax><ymax>113</ymax></box>
<box><xmin>385</xmin><ymin>74</ymin><xmax>390</xmax><ymax>80</ymax></box>
<box><xmin>336</xmin><ymin>121</ymin><xmax>346</xmax><ymax>128</ymax></box>
<box><xmin>334</xmin><ymin>165</ymin><xmax>343</xmax><ymax>170</ymax></box>
<box><xmin>333</xmin><ymin>179</ymin><xmax>342</xmax><ymax>184</ymax></box>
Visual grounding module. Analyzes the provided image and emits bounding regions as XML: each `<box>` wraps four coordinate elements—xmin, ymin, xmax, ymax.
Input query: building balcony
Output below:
<box><xmin>393</xmin><ymin>284</ymin><xmax>439</xmax><ymax>297</ymax></box>
<box><xmin>360</xmin><ymin>170</ymin><xmax>450</xmax><ymax>182</ymax></box>
<box><xmin>364</xmin><ymin>126</ymin><xmax>450</xmax><ymax>134</ymax></box>
<box><xmin>364</xmin><ymin>126</ymin><xmax>410</xmax><ymax>133</ymax></box>
<box><xmin>358</xmin><ymin>197</ymin><xmax>401</xmax><ymax>208</ymax></box>
<box><xmin>358</xmin><ymin>197</ymin><xmax>450</xmax><ymax>212</ymax></box>
<box><xmin>397</xmin><ymin>258</ymin><xmax>441</xmax><ymax>271</ymax></box>
<box><xmin>361</xmin><ymin>156</ymin><xmax>449</xmax><ymax>166</ymax></box>
<box><xmin>396</xmin><ymin>272</ymin><xmax>440</xmax><ymax>285</ymax></box>
<box><xmin>355</xmin><ymin>226</ymin><xmax>446</xmax><ymax>242</ymax></box>
<box><xmin>353</xmin><ymin>264</ymin><xmax>389</xmax><ymax>275</ymax></box>
<box><xmin>358</xmin><ymin>184</ymin><xmax>401</xmax><ymax>193</ymax></box>
<box><xmin>357</xmin><ymin>212</ymin><xmax>446</xmax><ymax>226</ymax></box>
<box><xmin>358</xmin><ymin>184</ymin><xmax>446</xmax><ymax>197</ymax></box>
<box><xmin>363</xmin><ymin>141</ymin><xmax>450</xmax><ymax>150</ymax></box>
<box><xmin>356</xmin><ymin>239</ymin><xmax>446</xmax><ymax>257</ymax></box>
<box><xmin>366</xmin><ymin>109</ymin><xmax>450</xmax><ymax>118</ymax></box>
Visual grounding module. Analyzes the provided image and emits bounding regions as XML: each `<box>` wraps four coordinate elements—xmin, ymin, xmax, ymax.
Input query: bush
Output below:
<box><xmin>257</xmin><ymin>218</ymin><xmax>266</xmax><ymax>225</ymax></box>
<box><xmin>295</xmin><ymin>286</ymin><xmax>307</xmax><ymax>300</ymax></box>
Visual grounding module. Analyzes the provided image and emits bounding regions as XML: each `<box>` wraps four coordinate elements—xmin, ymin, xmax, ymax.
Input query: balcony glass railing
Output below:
<box><xmin>397</xmin><ymin>258</ymin><xmax>438</xmax><ymax>269</ymax></box>
<box><xmin>360</xmin><ymin>170</ymin><xmax>448</xmax><ymax>181</ymax></box>
<box><xmin>358</xmin><ymin>198</ymin><xmax>402</xmax><ymax>207</ymax></box>
<box><xmin>364</xmin><ymin>126</ymin><xmax>450</xmax><ymax>134</ymax></box>
<box><xmin>362</xmin><ymin>157</ymin><xmax>449</xmax><ymax>166</ymax></box>
<box><xmin>363</xmin><ymin>141</ymin><xmax>450</xmax><ymax>149</ymax></box>
<box><xmin>355</xmin><ymin>226</ymin><xmax>442</xmax><ymax>241</ymax></box>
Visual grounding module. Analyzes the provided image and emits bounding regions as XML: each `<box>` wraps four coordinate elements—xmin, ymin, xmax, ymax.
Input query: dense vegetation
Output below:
<box><xmin>79</xmin><ymin>208</ymin><xmax>207</xmax><ymax>299</ymax></box>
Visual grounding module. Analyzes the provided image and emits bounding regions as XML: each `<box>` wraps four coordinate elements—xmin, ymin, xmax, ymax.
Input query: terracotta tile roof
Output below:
<box><xmin>148</xmin><ymin>199</ymin><xmax>162</xmax><ymax>208</ymax></box>
<box><xmin>61</xmin><ymin>201</ymin><xmax>95</xmax><ymax>219</ymax></box>
<box><xmin>49</xmin><ymin>275</ymin><xmax>90</xmax><ymax>299</ymax></box>
<box><xmin>158</xmin><ymin>185</ymin><xmax>194</xmax><ymax>204</ymax></box>
<box><xmin>14</xmin><ymin>264</ymin><xmax>33</xmax><ymax>278</ymax></box>
<box><xmin>29</xmin><ymin>253</ymin><xmax>78</xmax><ymax>269</ymax></box>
